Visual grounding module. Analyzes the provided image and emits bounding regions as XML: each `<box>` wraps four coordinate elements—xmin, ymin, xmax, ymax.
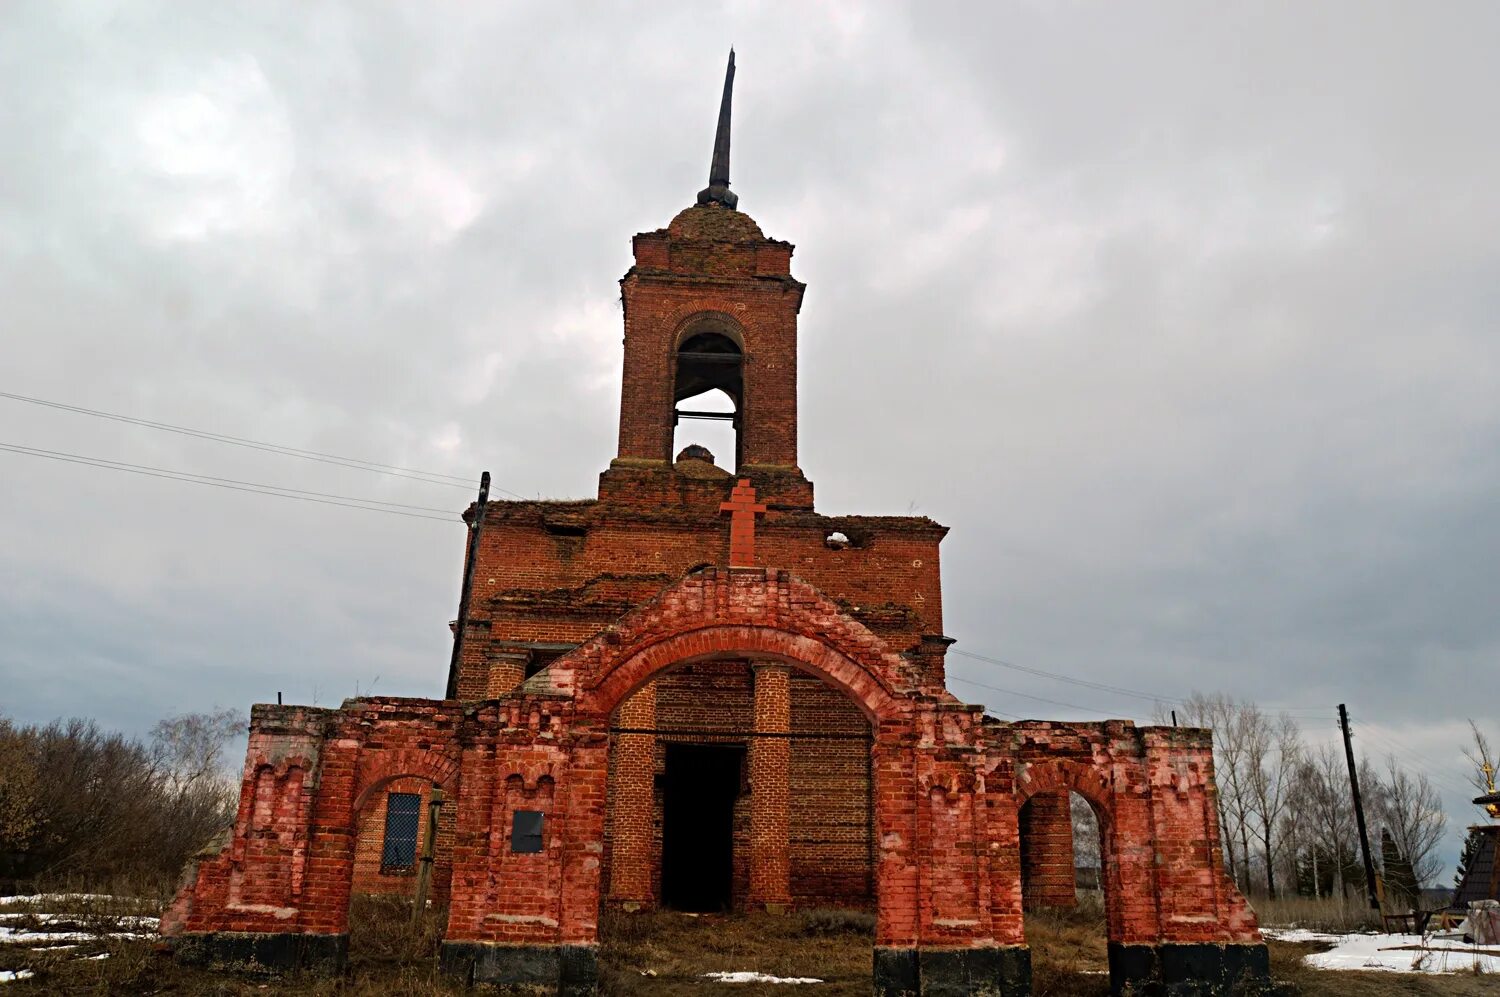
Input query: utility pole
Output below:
<box><xmin>445</xmin><ymin>472</ymin><xmax>490</xmax><ymax>701</ymax></box>
<box><xmin>411</xmin><ymin>787</ymin><xmax>445</xmax><ymax>928</ymax></box>
<box><xmin>1338</xmin><ymin>704</ymin><xmax>1381</xmax><ymax>911</ymax></box>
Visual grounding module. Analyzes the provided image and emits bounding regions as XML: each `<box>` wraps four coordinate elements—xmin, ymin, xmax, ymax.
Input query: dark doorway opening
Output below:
<box><xmin>661</xmin><ymin>743</ymin><xmax>743</xmax><ymax>912</ymax></box>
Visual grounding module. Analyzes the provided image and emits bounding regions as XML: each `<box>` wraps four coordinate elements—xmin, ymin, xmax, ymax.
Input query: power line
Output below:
<box><xmin>0</xmin><ymin>442</ymin><xmax>461</xmax><ymax>523</ymax></box>
<box><xmin>1352</xmin><ymin>725</ymin><xmax>1477</xmax><ymax>801</ymax></box>
<box><xmin>946</xmin><ymin>674</ymin><xmax>1136</xmax><ymax>719</ymax></box>
<box><xmin>0</xmin><ymin>388</ymin><xmax>529</xmax><ymax>499</ymax></box>
<box><xmin>949</xmin><ymin>647</ymin><xmax>1329</xmax><ymax>715</ymax></box>
<box><xmin>951</xmin><ymin>648</ymin><xmax>1176</xmax><ymax>704</ymax></box>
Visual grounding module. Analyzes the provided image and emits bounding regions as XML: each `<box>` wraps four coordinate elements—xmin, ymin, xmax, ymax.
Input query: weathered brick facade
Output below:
<box><xmin>162</xmin><ymin>62</ymin><xmax>1269</xmax><ymax>995</ymax></box>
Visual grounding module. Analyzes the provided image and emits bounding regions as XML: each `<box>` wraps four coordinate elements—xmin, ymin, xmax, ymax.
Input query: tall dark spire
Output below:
<box><xmin>697</xmin><ymin>49</ymin><xmax>738</xmax><ymax>210</ymax></box>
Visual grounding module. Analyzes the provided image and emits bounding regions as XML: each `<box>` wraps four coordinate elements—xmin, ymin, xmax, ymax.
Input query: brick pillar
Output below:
<box><xmin>484</xmin><ymin>651</ymin><xmax>527</xmax><ymax>698</ymax></box>
<box><xmin>608</xmin><ymin>682</ymin><xmax>656</xmax><ymax>909</ymax></box>
<box><xmin>749</xmin><ymin>662</ymin><xmax>792</xmax><ymax>912</ymax></box>
<box><xmin>1021</xmin><ymin>789</ymin><xmax>1076</xmax><ymax>909</ymax></box>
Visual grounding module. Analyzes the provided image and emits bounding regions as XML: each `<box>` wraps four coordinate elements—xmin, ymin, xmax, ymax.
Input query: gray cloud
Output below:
<box><xmin>2</xmin><ymin>1</ymin><xmax>1496</xmax><ymax>874</ymax></box>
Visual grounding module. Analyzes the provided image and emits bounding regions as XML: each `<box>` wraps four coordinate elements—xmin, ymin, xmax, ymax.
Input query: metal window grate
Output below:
<box><xmin>512</xmin><ymin>810</ymin><xmax>544</xmax><ymax>853</ymax></box>
<box><xmin>381</xmin><ymin>792</ymin><xmax>421</xmax><ymax>871</ymax></box>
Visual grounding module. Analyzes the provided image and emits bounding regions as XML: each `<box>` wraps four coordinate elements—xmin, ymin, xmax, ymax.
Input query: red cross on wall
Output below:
<box><xmin>719</xmin><ymin>479</ymin><xmax>768</xmax><ymax>567</ymax></box>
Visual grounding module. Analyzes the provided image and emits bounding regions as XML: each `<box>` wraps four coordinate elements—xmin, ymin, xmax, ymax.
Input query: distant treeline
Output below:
<box><xmin>0</xmin><ymin>710</ymin><xmax>240</xmax><ymax>894</ymax></box>
<box><xmin>1128</xmin><ymin>694</ymin><xmax>1484</xmax><ymax>909</ymax></box>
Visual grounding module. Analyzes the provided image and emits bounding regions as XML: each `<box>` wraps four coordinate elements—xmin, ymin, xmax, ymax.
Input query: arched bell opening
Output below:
<box><xmin>673</xmin><ymin>331</ymin><xmax>743</xmax><ymax>471</ymax></box>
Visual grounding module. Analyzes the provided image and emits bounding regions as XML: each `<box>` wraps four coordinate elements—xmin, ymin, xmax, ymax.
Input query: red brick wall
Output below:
<box><xmin>455</xmin><ymin>506</ymin><xmax>947</xmax><ymax>701</ymax></box>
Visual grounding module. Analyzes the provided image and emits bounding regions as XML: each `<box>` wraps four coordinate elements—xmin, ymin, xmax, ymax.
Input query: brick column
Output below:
<box><xmin>1021</xmin><ymin>789</ymin><xmax>1076</xmax><ymax>909</ymax></box>
<box><xmin>749</xmin><ymin>662</ymin><xmax>792</xmax><ymax>912</ymax></box>
<box><xmin>608</xmin><ymin>682</ymin><xmax>656</xmax><ymax>909</ymax></box>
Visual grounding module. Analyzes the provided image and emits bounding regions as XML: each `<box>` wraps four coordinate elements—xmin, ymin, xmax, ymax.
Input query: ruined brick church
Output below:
<box><xmin>163</xmin><ymin>55</ymin><xmax>1269</xmax><ymax>995</ymax></box>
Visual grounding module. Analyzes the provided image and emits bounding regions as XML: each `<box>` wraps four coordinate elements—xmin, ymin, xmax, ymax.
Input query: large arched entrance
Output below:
<box><xmin>544</xmin><ymin>572</ymin><xmax>926</xmax><ymax>992</ymax></box>
<box><xmin>601</xmin><ymin>655</ymin><xmax>876</xmax><ymax>916</ymax></box>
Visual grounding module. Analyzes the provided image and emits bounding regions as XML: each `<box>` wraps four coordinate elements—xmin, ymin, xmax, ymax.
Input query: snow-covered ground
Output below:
<box><xmin>1263</xmin><ymin>926</ymin><xmax>1500</xmax><ymax>974</ymax></box>
<box><xmin>701</xmin><ymin>971</ymin><xmax>824</xmax><ymax>984</ymax></box>
<box><xmin>0</xmin><ymin>895</ymin><xmax>156</xmax><ymax>984</ymax></box>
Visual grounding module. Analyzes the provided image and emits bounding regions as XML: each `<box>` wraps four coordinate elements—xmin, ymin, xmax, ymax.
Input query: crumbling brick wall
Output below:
<box><xmin>166</xmin><ymin>568</ymin><xmax>1263</xmax><ymax>997</ymax></box>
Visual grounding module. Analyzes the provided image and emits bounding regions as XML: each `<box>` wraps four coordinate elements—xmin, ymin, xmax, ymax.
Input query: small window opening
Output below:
<box><xmin>511</xmin><ymin>810</ymin><xmax>545</xmax><ymax>853</ymax></box>
<box><xmin>674</xmin><ymin>331</ymin><xmax>742</xmax><ymax>469</ymax></box>
<box><xmin>525</xmin><ymin>644</ymin><xmax>575</xmax><ymax>680</ymax></box>
<box><xmin>543</xmin><ymin>521</ymin><xmax>588</xmax><ymax>538</ymax></box>
<box><xmin>825</xmin><ymin>527</ymin><xmax>871</xmax><ymax>549</ymax></box>
<box><xmin>380</xmin><ymin>792</ymin><xmax>422</xmax><ymax>872</ymax></box>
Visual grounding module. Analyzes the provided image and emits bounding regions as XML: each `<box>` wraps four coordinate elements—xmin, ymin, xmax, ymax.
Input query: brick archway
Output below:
<box><xmin>352</xmin><ymin>748</ymin><xmax>460</xmax><ymax>813</ymax></box>
<box><xmin>546</xmin><ymin>567</ymin><xmax>917</xmax><ymax>725</ymax></box>
<box><xmin>583</xmin><ymin>624</ymin><xmax>898</xmax><ymax>723</ymax></box>
<box><xmin>1014</xmin><ymin>759</ymin><xmax>1113</xmax><ymax>822</ymax></box>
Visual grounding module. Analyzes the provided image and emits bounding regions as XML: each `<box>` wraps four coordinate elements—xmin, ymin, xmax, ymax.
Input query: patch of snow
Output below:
<box><xmin>702</xmin><ymin>971</ymin><xmax>824</xmax><ymax>984</ymax></box>
<box><xmin>0</xmin><ymin>927</ymin><xmax>151</xmax><ymax>944</ymax></box>
<box><xmin>0</xmin><ymin>913</ymin><xmax>157</xmax><ymax>928</ymax></box>
<box><xmin>0</xmin><ymin>970</ymin><xmax>34</xmax><ymax>983</ymax></box>
<box><xmin>1301</xmin><ymin>932</ymin><xmax>1500</xmax><ymax>974</ymax></box>
<box><xmin>1261</xmin><ymin>927</ymin><xmax>1346</xmax><ymax>944</ymax></box>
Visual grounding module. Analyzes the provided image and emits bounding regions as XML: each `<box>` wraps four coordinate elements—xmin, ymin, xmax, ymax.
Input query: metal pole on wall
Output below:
<box><xmin>445</xmin><ymin>472</ymin><xmax>490</xmax><ymax>700</ymax></box>
<box><xmin>411</xmin><ymin>787</ymin><xmax>445</xmax><ymax>928</ymax></box>
<box><xmin>1338</xmin><ymin>704</ymin><xmax>1381</xmax><ymax>912</ymax></box>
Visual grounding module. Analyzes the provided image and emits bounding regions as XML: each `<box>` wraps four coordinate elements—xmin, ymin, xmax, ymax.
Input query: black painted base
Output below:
<box><xmin>1108</xmin><ymin>942</ymin><xmax>1275</xmax><ymax>996</ymax></box>
<box><xmin>439</xmin><ymin>940</ymin><xmax>598</xmax><ymax>995</ymax></box>
<box><xmin>171</xmin><ymin>931</ymin><xmax>348</xmax><ymax>975</ymax></box>
<box><xmin>874</xmin><ymin>945</ymin><xmax>1032</xmax><ymax>996</ymax></box>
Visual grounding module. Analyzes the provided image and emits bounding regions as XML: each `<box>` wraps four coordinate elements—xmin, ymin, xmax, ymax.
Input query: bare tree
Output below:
<box><xmin>1289</xmin><ymin>744</ymin><xmax>1359</xmax><ymax>898</ymax></box>
<box><xmin>151</xmin><ymin>708</ymin><xmax>242</xmax><ymax>792</ymax></box>
<box><xmin>1247</xmin><ymin>711</ymin><xmax>1302</xmax><ymax>897</ymax></box>
<box><xmin>1071</xmin><ymin>791</ymin><xmax>1101</xmax><ymax>874</ymax></box>
<box><xmin>1462</xmin><ymin>719</ymin><xmax>1496</xmax><ymax>795</ymax></box>
<box><xmin>1373</xmin><ymin>755</ymin><xmax>1447</xmax><ymax>890</ymax></box>
<box><xmin>0</xmin><ymin>710</ymin><xmax>242</xmax><ymax>891</ymax></box>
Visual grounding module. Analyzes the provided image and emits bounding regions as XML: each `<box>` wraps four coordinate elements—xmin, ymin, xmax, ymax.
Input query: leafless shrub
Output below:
<box><xmin>0</xmin><ymin>710</ymin><xmax>239</xmax><ymax>894</ymax></box>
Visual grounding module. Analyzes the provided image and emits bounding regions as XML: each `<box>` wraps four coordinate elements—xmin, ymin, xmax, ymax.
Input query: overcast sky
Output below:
<box><xmin>2</xmin><ymin>2</ymin><xmax>1496</xmax><ymax>878</ymax></box>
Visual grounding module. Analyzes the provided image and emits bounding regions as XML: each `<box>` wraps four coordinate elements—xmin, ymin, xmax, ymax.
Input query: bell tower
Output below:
<box><xmin>603</xmin><ymin>51</ymin><xmax>813</xmax><ymax>510</ymax></box>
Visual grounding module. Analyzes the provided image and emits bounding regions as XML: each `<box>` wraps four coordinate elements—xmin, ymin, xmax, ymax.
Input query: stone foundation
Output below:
<box><xmin>439</xmin><ymin>941</ymin><xmax>598</xmax><ymax>995</ymax></box>
<box><xmin>1108</xmin><ymin>942</ymin><xmax>1273</xmax><ymax>996</ymax></box>
<box><xmin>874</xmin><ymin>945</ymin><xmax>1032</xmax><ymax>997</ymax></box>
<box><xmin>171</xmin><ymin>931</ymin><xmax>347</xmax><ymax>975</ymax></box>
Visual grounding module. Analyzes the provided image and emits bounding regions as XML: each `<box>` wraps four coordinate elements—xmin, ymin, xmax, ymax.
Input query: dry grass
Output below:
<box><xmin>1251</xmin><ymin>894</ymin><xmax>1383</xmax><ymax>933</ymax></box>
<box><xmin>2</xmin><ymin>891</ymin><xmax>1492</xmax><ymax>995</ymax></box>
<box><xmin>597</xmin><ymin>907</ymin><xmax>872</xmax><ymax>995</ymax></box>
<box><xmin>0</xmin><ymin>893</ymin><xmax>466</xmax><ymax>996</ymax></box>
<box><xmin>1024</xmin><ymin>894</ymin><xmax>1110</xmax><ymax>997</ymax></box>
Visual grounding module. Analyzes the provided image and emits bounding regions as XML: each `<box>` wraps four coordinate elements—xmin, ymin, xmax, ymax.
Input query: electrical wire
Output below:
<box><xmin>0</xmin><ymin>388</ymin><xmax>529</xmax><ymax>499</ymax></box>
<box><xmin>945</xmin><ymin>674</ymin><xmax>1137</xmax><ymax>719</ymax></box>
<box><xmin>950</xmin><ymin>647</ymin><xmax>1330</xmax><ymax>716</ymax></box>
<box><xmin>0</xmin><ymin>442</ymin><xmax>461</xmax><ymax>523</ymax></box>
<box><xmin>1350</xmin><ymin>723</ymin><xmax>1477</xmax><ymax>801</ymax></box>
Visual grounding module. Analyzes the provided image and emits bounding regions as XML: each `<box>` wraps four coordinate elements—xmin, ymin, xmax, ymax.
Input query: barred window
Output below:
<box><xmin>381</xmin><ymin>792</ymin><xmax>422</xmax><ymax>871</ymax></box>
